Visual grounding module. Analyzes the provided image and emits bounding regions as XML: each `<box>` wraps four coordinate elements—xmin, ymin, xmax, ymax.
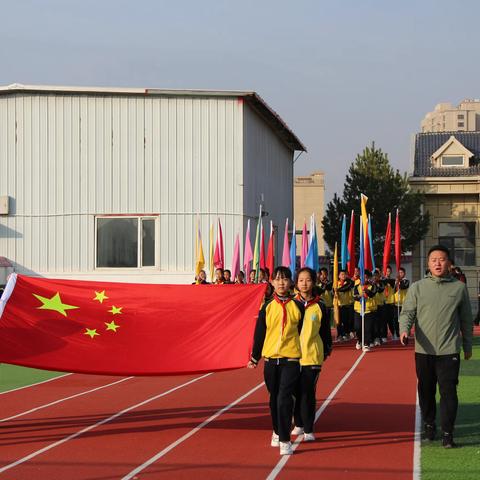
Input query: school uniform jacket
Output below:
<box><xmin>295</xmin><ymin>294</ymin><xmax>332</xmax><ymax>366</ymax></box>
<box><xmin>382</xmin><ymin>278</ymin><xmax>396</xmax><ymax>304</ymax></box>
<box><xmin>394</xmin><ymin>279</ymin><xmax>410</xmax><ymax>306</ymax></box>
<box><xmin>336</xmin><ymin>278</ymin><xmax>354</xmax><ymax>306</ymax></box>
<box><xmin>353</xmin><ymin>280</ymin><xmax>378</xmax><ymax>314</ymax></box>
<box><xmin>251</xmin><ymin>294</ymin><xmax>305</xmax><ymax>363</ymax></box>
<box><xmin>318</xmin><ymin>281</ymin><xmax>334</xmax><ymax>308</ymax></box>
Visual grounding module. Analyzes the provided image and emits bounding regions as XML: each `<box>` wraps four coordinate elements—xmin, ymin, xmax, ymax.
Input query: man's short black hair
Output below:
<box><xmin>427</xmin><ymin>244</ymin><xmax>451</xmax><ymax>260</ymax></box>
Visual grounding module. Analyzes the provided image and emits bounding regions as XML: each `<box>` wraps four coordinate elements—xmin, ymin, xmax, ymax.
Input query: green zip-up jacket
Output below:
<box><xmin>399</xmin><ymin>274</ymin><xmax>473</xmax><ymax>355</ymax></box>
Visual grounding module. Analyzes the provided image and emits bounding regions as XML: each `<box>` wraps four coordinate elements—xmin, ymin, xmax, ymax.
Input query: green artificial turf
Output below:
<box><xmin>0</xmin><ymin>363</ymin><xmax>64</xmax><ymax>393</ymax></box>
<box><xmin>421</xmin><ymin>336</ymin><xmax>480</xmax><ymax>480</ymax></box>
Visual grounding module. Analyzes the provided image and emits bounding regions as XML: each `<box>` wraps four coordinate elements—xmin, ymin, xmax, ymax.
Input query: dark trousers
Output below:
<box><xmin>415</xmin><ymin>352</ymin><xmax>460</xmax><ymax>434</ymax></box>
<box><xmin>264</xmin><ymin>359</ymin><xmax>301</xmax><ymax>441</ymax></box>
<box><xmin>293</xmin><ymin>365</ymin><xmax>321</xmax><ymax>434</ymax></box>
<box><xmin>373</xmin><ymin>306</ymin><xmax>385</xmax><ymax>340</ymax></box>
<box><xmin>385</xmin><ymin>304</ymin><xmax>399</xmax><ymax>337</ymax></box>
<box><xmin>354</xmin><ymin>311</ymin><xmax>374</xmax><ymax>346</ymax></box>
<box><xmin>339</xmin><ymin>305</ymin><xmax>353</xmax><ymax>336</ymax></box>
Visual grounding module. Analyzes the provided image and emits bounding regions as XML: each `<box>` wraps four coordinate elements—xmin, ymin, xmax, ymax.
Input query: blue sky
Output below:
<box><xmin>2</xmin><ymin>0</ymin><xmax>480</xmax><ymax>203</ymax></box>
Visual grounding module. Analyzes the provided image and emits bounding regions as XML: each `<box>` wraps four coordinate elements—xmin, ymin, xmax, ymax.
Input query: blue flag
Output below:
<box><xmin>305</xmin><ymin>216</ymin><xmax>319</xmax><ymax>273</ymax></box>
<box><xmin>289</xmin><ymin>220</ymin><xmax>297</xmax><ymax>278</ymax></box>
<box><xmin>340</xmin><ymin>214</ymin><xmax>349</xmax><ymax>270</ymax></box>
<box><xmin>368</xmin><ymin>214</ymin><xmax>375</xmax><ymax>272</ymax></box>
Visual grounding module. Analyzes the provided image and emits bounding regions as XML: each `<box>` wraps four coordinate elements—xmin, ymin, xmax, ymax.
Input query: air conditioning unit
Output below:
<box><xmin>0</xmin><ymin>196</ymin><xmax>9</xmax><ymax>214</ymax></box>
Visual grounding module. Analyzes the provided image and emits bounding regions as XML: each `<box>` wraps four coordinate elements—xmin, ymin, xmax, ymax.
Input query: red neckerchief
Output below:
<box><xmin>274</xmin><ymin>294</ymin><xmax>292</xmax><ymax>336</ymax></box>
<box><xmin>295</xmin><ymin>293</ymin><xmax>320</xmax><ymax>309</ymax></box>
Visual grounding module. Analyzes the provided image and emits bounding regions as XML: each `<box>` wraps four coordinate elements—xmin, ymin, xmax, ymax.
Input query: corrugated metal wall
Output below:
<box><xmin>0</xmin><ymin>93</ymin><xmax>247</xmax><ymax>279</ymax></box>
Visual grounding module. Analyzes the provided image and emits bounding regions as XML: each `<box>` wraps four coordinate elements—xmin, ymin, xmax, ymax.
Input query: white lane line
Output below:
<box><xmin>0</xmin><ymin>377</ymin><xmax>134</xmax><ymax>423</ymax></box>
<box><xmin>0</xmin><ymin>373</ymin><xmax>213</xmax><ymax>474</ymax></box>
<box><xmin>122</xmin><ymin>381</ymin><xmax>266</xmax><ymax>480</ymax></box>
<box><xmin>267</xmin><ymin>352</ymin><xmax>366</xmax><ymax>480</ymax></box>
<box><xmin>0</xmin><ymin>373</ymin><xmax>72</xmax><ymax>396</ymax></box>
<box><xmin>413</xmin><ymin>390</ymin><xmax>421</xmax><ymax>480</ymax></box>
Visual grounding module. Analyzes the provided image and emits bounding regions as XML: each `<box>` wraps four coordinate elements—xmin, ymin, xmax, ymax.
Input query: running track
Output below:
<box><xmin>0</xmin><ymin>340</ymin><xmax>418</xmax><ymax>479</ymax></box>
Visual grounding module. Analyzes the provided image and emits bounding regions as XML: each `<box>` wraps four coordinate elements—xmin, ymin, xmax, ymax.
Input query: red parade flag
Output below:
<box><xmin>259</xmin><ymin>225</ymin><xmax>266</xmax><ymax>270</ymax></box>
<box><xmin>395</xmin><ymin>209</ymin><xmax>401</xmax><ymax>272</ymax></box>
<box><xmin>383</xmin><ymin>213</ymin><xmax>392</xmax><ymax>275</ymax></box>
<box><xmin>347</xmin><ymin>210</ymin><xmax>355</xmax><ymax>277</ymax></box>
<box><xmin>0</xmin><ymin>275</ymin><xmax>266</xmax><ymax>376</ymax></box>
<box><xmin>213</xmin><ymin>218</ymin><xmax>224</xmax><ymax>269</ymax></box>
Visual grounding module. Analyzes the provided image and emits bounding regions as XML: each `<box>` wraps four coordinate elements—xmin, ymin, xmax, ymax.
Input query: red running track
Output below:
<box><xmin>0</xmin><ymin>340</ymin><xmax>417</xmax><ymax>479</ymax></box>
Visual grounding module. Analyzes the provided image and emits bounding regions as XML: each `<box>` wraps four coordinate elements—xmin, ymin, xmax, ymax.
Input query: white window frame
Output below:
<box><xmin>440</xmin><ymin>155</ymin><xmax>465</xmax><ymax>167</ymax></box>
<box><xmin>95</xmin><ymin>215</ymin><xmax>159</xmax><ymax>270</ymax></box>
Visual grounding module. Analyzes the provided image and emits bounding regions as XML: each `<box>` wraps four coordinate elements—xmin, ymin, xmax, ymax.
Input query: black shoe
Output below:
<box><xmin>442</xmin><ymin>433</ymin><xmax>457</xmax><ymax>449</ymax></box>
<box><xmin>424</xmin><ymin>423</ymin><xmax>436</xmax><ymax>441</ymax></box>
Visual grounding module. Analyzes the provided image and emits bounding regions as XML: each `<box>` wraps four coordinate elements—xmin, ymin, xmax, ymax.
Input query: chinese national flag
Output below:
<box><xmin>0</xmin><ymin>275</ymin><xmax>266</xmax><ymax>376</ymax></box>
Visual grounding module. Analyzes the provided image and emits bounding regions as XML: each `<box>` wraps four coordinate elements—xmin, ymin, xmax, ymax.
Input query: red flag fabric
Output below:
<box><xmin>383</xmin><ymin>213</ymin><xmax>392</xmax><ymax>275</ymax></box>
<box><xmin>213</xmin><ymin>218</ymin><xmax>224</xmax><ymax>269</ymax></box>
<box><xmin>347</xmin><ymin>210</ymin><xmax>355</xmax><ymax>277</ymax></box>
<box><xmin>0</xmin><ymin>274</ymin><xmax>266</xmax><ymax>376</ymax></box>
<box><xmin>395</xmin><ymin>209</ymin><xmax>401</xmax><ymax>272</ymax></box>
<box><xmin>266</xmin><ymin>221</ymin><xmax>275</xmax><ymax>280</ymax></box>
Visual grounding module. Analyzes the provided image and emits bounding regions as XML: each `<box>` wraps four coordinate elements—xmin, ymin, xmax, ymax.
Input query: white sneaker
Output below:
<box><xmin>362</xmin><ymin>345</ymin><xmax>371</xmax><ymax>352</ymax></box>
<box><xmin>303</xmin><ymin>432</ymin><xmax>316</xmax><ymax>442</ymax></box>
<box><xmin>355</xmin><ymin>341</ymin><xmax>361</xmax><ymax>350</ymax></box>
<box><xmin>374</xmin><ymin>338</ymin><xmax>381</xmax><ymax>346</ymax></box>
<box><xmin>350</xmin><ymin>332</ymin><xmax>355</xmax><ymax>339</ymax></box>
<box><xmin>279</xmin><ymin>441</ymin><xmax>293</xmax><ymax>455</ymax></box>
<box><xmin>381</xmin><ymin>337</ymin><xmax>387</xmax><ymax>343</ymax></box>
<box><xmin>342</xmin><ymin>335</ymin><xmax>349</xmax><ymax>341</ymax></box>
<box><xmin>271</xmin><ymin>432</ymin><xmax>279</xmax><ymax>447</ymax></box>
<box><xmin>369</xmin><ymin>343</ymin><xmax>374</xmax><ymax>348</ymax></box>
<box><xmin>291</xmin><ymin>426</ymin><xmax>304</xmax><ymax>435</ymax></box>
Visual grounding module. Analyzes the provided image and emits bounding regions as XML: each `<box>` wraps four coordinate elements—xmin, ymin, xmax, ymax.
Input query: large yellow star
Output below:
<box><xmin>105</xmin><ymin>320</ymin><xmax>120</xmax><ymax>332</ymax></box>
<box><xmin>108</xmin><ymin>305</ymin><xmax>123</xmax><ymax>315</ymax></box>
<box><xmin>84</xmin><ymin>328</ymin><xmax>99</xmax><ymax>338</ymax></box>
<box><xmin>33</xmin><ymin>292</ymin><xmax>79</xmax><ymax>317</ymax></box>
<box><xmin>93</xmin><ymin>290</ymin><xmax>109</xmax><ymax>304</ymax></box>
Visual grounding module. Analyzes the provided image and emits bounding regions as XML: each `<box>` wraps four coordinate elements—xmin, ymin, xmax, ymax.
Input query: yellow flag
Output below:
<box><xmin>195</xmin><ymin>218</ymin><xmax>205</xmax><ymax>277</ymax></box>
<box><xmin>333</xmin><ymin>242</ymin><xmax>340</xmax><ymax>325</ymax></box>
<box><xmin>361</xmin><ymin>194</ymin><xmax>368</xmax><ymax>245</ymax></box>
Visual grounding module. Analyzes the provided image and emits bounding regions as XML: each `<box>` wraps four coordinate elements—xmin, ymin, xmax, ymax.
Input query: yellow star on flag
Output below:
<box><xmin>108</xmin><ymin>305</ymin><xmax>123</xmax><ymax>315</ymax></box>
<box><xmin>93</xmin><ymin>290</ymin><xmax>109</xmax><ymax>303</ymax></box>
<box><xmin>105</xmin><ymin>320</ymin><xmax>120</xmax><ymax>332</ymax></box>
<box><xmin>33</xmin><ymin>292</ymin><xmax>79</xmax><ymax>317</ymax></box>
<box><xmin>84</xmin><ymin>328</ymin><xmax>99</xmax><ymax>338</ymax></box>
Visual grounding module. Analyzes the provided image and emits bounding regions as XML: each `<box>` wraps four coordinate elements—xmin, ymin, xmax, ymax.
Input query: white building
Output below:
<box><xmin>0</xmin><ymin>84</ymin><xmax>305</xmax><ymax>284</ymax></box>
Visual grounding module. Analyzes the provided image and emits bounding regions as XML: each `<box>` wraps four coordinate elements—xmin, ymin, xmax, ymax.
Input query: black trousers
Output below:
<box><xmin>264</xmin><ymin>359</ymin><xmax>301</xmax><ymax>442</ymax></box>
<box><xmin>293</xmin><ymin>365</ymin><xmax>321</xmax><ymax>434</ymax></box>
<box><xmin>354</xmin><ymin>311</ymin><xmax>374</xmax><ymax>346</ymax></box>
<box><xmin>415</xmin><ymin>352</ymin><xmax>460</xmax><ymax>434</ymax></box>
<box><xmin>384</xmin><ymin>304</ymin><xmax>399</xmax><ymax>337</ymax></box>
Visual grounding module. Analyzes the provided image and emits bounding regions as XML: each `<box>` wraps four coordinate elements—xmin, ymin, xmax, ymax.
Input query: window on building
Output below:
<box><xmin>441</xmin><ymin>155</ymin><xmax>464</xmax><ymax>166</ymax></box>
<box><xmin>96</xmin><ymin>217</ymin><xmax>157</xmax><ymax>268</ymax></box>
<box><xmin>457</xmin><ymin>122</ymin><xmax>465</xmax><ymax>128</ymax></box>
<box><xmin>457</xmin><ymin>114</ymin><xmax>464</xmax><ymax>119</ymax></box>
<box><xmin>438</xmin><ymin>222</ymin><xmax>475</xmax><ymax>266</ymax></box>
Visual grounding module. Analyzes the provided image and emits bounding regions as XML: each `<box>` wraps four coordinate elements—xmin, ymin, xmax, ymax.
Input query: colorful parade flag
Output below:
<box><xmin>368</xmin><ymin>214</ymin><xmax>375</xmax><ymax>272</ymax></box>
<box><xmin>333</xmin><ymin>242</ymin><xmax>340</xmax><ymax>326</ymax></box>
<box><xmin>340</xmin><ymin>214</ymin><xmax>349</xmax><ymax>271</ymax></box>
<box><xmin>301</xmin><ymin>220</ymin><xmax>308</xmax><ymax>268</ymax></box>
<box><xmin>195</xmin><ymin>217</ymin><xmax>205</xmax><ymax>277</ymax></box>
<box><xmin>244</xmin><ymin>219</ymin><xmax>253</xmax><ymax>280</ymax></box>
<box><xmin>395</xmin><ymin>209</ymin><xmax>401</xmax><ymax>272</ymax></box>
<box><xmin>0</xmin><ymin>274</ymin><xmax>267</xmax><ymax>375</ymax></box>
<box><xmin>231</xmin><ymin>233</ymin><xmax>241</xmax><ymax>281</ymax></box>
<box><xmin>281</xmin><ymin>218</ymin><xmax>290</xmax><ymax>268</ymax></box>
<box><xmin>213</xmin><ymin>218</ymin><xmax>224</xmax><ymax>270</ymax></box>
<box><xmin>266</xmin><ymin>221</ymin><xmax>275</xmax><ymax>280</ymax></box>
<box><xmin>252</xmin><ymin>205</ymin><xmax>262</xmax><ymax>282</ymax></box>
<box><xmin>305</xmin><ymin>215</ymin><xmax>319</xmax><ymax>272</ymax></box>
<box><xmin>289</xmin><ymin>220</ymin><xmax>297</xmax><ymax>278</ymax></box>
<box><xmin>360</xmin><ymin>194</ymin><xmax>372</xmax><ymax>271</ymax></box>
<box><xmin>383</xmin><ymin>212</ymin><xmax>392</xmax><ymax>275</ymax></box>
<box><xmin>347</xmin><ymin>210</ymin><xmax>356</xmax><ymax>277</ymax></box>
<box><xmin>209</xmin><ymin>223</ymin><xmax>215</xmax><ymax>281</ymax></box>
<box><xmin>358</xmin><ymin>219</ymin><xmax>366</xmax><ymax>315</ymax></box>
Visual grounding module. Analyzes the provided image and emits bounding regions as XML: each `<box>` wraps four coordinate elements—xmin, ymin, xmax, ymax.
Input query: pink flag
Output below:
<box><xmin>213</xmin><ymin>218</ymin><xmax>224</xmax><ymax>269</ymax></box>
<box><xmin>301</xmin><ymin>220</ymin><xmax>308</xmax><ymax>268</ymax></box>
<box><xmin>266</xmin><ymin>221</ymin><xmax>275</xmax><ymax>280</ymax></box>
<box><xmin>243</xmin><ymin>219</ymin><xmax>253</xmax><ymax>279</ymax></box>
<box><xmin>281</xmin><ymin>218</ymin><xmax>290</xmax><ymax>267</ymax></box>
<box><xmin>231</xmin><ymin>233</ymin><xmax>240</xmax><ymax>280</ymax></box>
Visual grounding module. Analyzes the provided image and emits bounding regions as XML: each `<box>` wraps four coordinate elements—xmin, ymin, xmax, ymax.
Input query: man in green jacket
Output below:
<box><xmin>399</xmin><ymin>245</ymin><xmax>473</xmax><ymax>448</ymax></box>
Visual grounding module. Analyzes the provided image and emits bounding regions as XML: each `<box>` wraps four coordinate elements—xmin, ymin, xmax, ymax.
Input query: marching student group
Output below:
<box><xmin>194</xmin><ymin>253</ymin><xmax>472</xmax><ymax>456</ymax></box>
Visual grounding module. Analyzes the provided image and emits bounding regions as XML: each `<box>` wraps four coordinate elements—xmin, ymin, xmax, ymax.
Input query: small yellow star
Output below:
<box><xmin>108</xmin><ymin>305</ymin><xmax>123</xmax><ymax>315</ymax></box>
<box><xmin>93</xmin><ymin>290</ymin><xmax>109</xmax><ymax>304</ymax></box>
<box><xmin>84</xmin><ymin>328</ymin><xmax>99</xmax><ymax>338</ymax></box>
<box><xmin>33</xmin><ymin>292</ymin><xmax>79</xmax><ymax>317</ymax></box>
<box><xmin>105</xmin><ymin>320</ymin><xmax>120</xmax><ymax>332</ymax></box>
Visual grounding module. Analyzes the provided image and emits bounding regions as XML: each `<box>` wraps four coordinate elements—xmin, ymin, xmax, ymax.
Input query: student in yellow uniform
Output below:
<box><xmin>383</xmin><ymin>265</ymin><xmax>397</xmax><ymax>339</ymax></box>
<box><xmin>336</xmin><ymin>270</ymin><xmax>354</xmax><ymax>341</ymax></box>
<box><xmin>353</xmin><ymin>270</ymin><xmax>377</xmax><ymax>352</ymax></box>
<box><xmin>247</xmin><ymin>266</ymin><xmax>305</xmax><ymax>456</ymax></box>
<box><xmin>317</xmin><ymin>268</ymin><xmax>333</xmax><ymax>328</ymax></box>
<box><xmin>393</xmin><ymin>267</ymin><xmax>410</xmax><ymax>332</ymax></box>
<box><xmin>292</xmin><ymin>268</ymin><xmax>332</xmax><ymax>442</ymax></box>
